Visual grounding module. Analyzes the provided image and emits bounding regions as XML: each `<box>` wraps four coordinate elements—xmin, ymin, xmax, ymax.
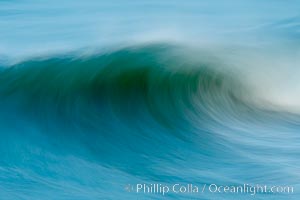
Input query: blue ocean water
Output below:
<box><xmin>0</xmin><ymin>1</ymin><xmax>300</xmax><ymax>199</ymax></box>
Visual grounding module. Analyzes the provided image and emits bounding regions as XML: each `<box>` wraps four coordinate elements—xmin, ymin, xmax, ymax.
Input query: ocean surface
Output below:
<box><xmin>0</xmin><ymin>1</ymin><xmax>300</xmax><ymax>199</ymax></box>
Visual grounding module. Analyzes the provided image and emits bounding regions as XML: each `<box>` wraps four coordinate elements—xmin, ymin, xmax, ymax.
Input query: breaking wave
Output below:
<box><xmin>0</xmin><ymin>44</ymin><xmax>299</xmax><ymax>199</ymax></box>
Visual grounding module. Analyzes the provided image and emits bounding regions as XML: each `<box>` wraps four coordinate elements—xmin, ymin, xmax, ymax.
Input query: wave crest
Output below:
<box><xmin>0</xmin><ymin>44</ymin><xmax>253</xmax><ymax>132</ymax></box>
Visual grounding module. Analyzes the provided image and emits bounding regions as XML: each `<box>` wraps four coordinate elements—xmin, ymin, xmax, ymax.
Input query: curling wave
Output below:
<box><xmin>0</xmin><ymin>44</ymin><xmax>299</xmax><ymax>200</ymax></box>
<box><xmin>0</xmin><ymin>44</ymin><xmax>252</xmax><ymax>129</ymax></box>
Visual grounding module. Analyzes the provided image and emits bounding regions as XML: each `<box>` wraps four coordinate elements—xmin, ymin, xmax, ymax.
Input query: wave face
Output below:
<box><xmin>0</xmin><ymin>44</ymin><xmax>299</xmax><ymax>199</ymax></box>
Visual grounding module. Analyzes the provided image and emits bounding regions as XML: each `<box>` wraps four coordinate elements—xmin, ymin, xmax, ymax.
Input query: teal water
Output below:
<box><xmin>0</xmin><ymin>1</ymin><xmax>300</xmax><ymax>200</ymax></box>
<box><xmin>0</xmin><ymin>44</ymin><xmax>299</xmax><ymax>199</ymax></box>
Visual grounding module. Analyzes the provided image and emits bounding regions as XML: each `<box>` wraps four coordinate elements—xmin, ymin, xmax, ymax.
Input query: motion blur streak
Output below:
<box><xmin>0</xmin><ymin>1</ymin><xmax>300</xmax><ymax>200</ymax></box>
